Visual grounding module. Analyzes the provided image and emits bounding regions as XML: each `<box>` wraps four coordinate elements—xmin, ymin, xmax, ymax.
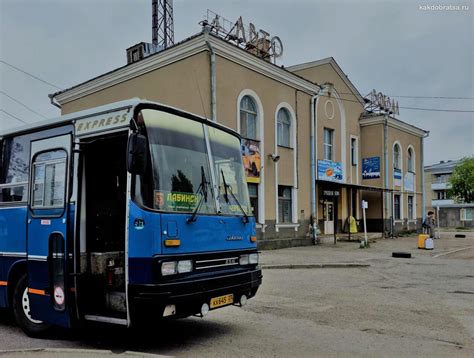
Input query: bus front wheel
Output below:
<box><xmin>12</xmin><ymin>273</ymin><xmax>51</xmax><ymax>337</ymax></box>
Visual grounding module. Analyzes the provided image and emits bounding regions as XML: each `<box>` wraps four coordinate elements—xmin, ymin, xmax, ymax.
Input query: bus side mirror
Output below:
<box><xmin>127</xmin><ymin>133</ymin><xmax>147</xmax><ymax>174</ymax></box>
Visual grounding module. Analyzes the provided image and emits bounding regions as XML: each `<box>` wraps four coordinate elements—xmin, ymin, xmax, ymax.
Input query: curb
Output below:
<box><xmin>261</xmin><ymin>263</ymin><xmax>370</xmax><ymax>269</ymax></box>
<box><xmin>0</xmin><ymin>348</ymin><xmax>168</xmax><ymax>357</ymax></box>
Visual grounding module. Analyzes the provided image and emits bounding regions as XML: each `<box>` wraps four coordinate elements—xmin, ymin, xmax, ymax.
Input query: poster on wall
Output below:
<box><xmin>394</xmin><ymin>168</ymin><xmax>402</xmax><ymax>188</ymax></box>
<box><xmin>241</xmin><ymin>139</ymin><xmax>261</xmax><ymax>183</ymax></box>
<box><xmin>404</xmin><ymin>172</ymin><xmax>414</xmax><ymax>192</ymax></box>
<box><xmin>362</xmin><ymin>157</ymin><xmax>381</xmax><ymax>179</ymax></box>
<box><xmin>317</xmin><ymin>160</ymin><xmax>343</xmax><ymax>183</ymax></box>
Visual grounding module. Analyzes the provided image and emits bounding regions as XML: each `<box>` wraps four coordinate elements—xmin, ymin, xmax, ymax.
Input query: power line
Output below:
<box><xmin>381</xmin><ymin>95</ymin><xmax>474</xmax><ymax>100</ymax></box>
<box><xmin>326</xmin><ymin>90</ymin><xmax>474</xmax><ymax>100</ymax></box>
<box><xmin>0</xmin><ymin>109</ymin><xmax>28</xmax><ymax>124</ymax></box>
<box><xmin>0</xmin><ymin>60</ymin><xmax>62</xmax><ymax>90</ymax></box>
<box><xmin>319</xmin><ymin>93</ymin><xmax>474</xmax><ymax>113</ymax></box>
<box><xmin>398</xmin><ymin>106</ymin><xmax>474</xmax><ymax>113</ymax></box>
<box><xmin>0</xmin><ymin>90</ymin><xmax>48</xmax><ymax>119</ymax></box>
<box><xmin>1</xmin><ymin>59</ymin><xmax>471</xmax><ymax>112</ymax></box>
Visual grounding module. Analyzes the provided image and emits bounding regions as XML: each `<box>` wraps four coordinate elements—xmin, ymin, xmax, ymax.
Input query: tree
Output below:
<box><xmin>448</xmin><ymin>157</ymin><xmax>474</xmax><ymax>203</ymax></box>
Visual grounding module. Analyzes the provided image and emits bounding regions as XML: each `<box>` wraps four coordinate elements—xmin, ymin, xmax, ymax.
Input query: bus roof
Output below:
<box><xmin>0</xmin><ymin>99</ymin><xmax>240</xmax><ymax>139</ymax></box>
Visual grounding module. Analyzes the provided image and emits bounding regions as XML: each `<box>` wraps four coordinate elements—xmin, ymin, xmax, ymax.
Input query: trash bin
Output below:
<box><xmin>418</xmin><ymin>234</ymin><xmax>429</xmax><ymax>249</ymax></box>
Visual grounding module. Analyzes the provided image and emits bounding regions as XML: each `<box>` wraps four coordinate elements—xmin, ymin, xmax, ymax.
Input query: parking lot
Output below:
<box><xmin>0</xmin><ymin>234</ymin><xmax>473</xmax><ymax>357</ymax></box>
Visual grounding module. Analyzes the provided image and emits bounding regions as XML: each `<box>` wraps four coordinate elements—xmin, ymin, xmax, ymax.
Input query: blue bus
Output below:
<box><xmin>0</xmin><ymin>99</ymin><xmax>262</xmax><ymax>336</ymax></box>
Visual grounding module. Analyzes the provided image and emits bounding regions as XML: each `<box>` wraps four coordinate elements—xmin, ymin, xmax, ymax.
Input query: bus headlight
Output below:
<box><xmin>240</xmin><ymin>253</ymin><xmax>258</xmax><ymax>265</ymax></box>
<box><xmin>162</xmin><ymin>260</ymin><xmax>193</xmax><ymax>276</ymax></box>
<box><xmin>177</xmin><ymin>260</ymin><xmax>193</xmax><ymax>273</ymax></box>
<box><xmin>249</xmin><ymin>253</ymin><xmax>259</xmax><ymax>264</ymax></box>
<box><xmin>161</xmin><ymin>261</ymin><xmax>177</xmax><ymax>276</ymax></box>
<box><xmin>239</xmin><ymin>254</ymin><xmax>249</xmax><ymax>265</ymax></box>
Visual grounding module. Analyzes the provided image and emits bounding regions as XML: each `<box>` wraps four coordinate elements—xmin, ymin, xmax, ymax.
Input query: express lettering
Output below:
<box><xmin>76</xmin><ymin>113</ymin><xmax>128</xmax><ymax>132</ymax></box>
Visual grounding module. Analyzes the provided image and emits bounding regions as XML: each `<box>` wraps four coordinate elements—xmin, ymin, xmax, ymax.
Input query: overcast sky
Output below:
<box><xmin>1</xmin><ymin>0</ymin><xmax>472</xmax><ymax>165</ymax></box>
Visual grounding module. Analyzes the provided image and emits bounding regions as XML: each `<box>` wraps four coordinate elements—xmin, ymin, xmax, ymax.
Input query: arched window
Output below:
<box><xmin>277</xmin><ymin>108</ymin><xmax>291</xmax><ymax>147</ymax></box>
<box><xmin>393</xmin><ymin>143</ymin><xmax>401</xmax><ymax>170</ymax></box>
<box><xmin>407</xmin><ymin>147</ymin><xmax>414</xmax><ymax>172</ymax></box>
<box><xmin>240</xmin><ymin>95</ymin><xmax>258</xmax><ymax>140</ymax></box>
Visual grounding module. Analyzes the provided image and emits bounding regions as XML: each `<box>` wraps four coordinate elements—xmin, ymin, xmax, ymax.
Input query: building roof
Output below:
<box><xmin>425</xmin><ymin>159</ymin><xmax>461</xmax><ymax>172</ymax></box>
<box><xmin>359</xmin><ymin>113</ymin><xmax>428</xmax><ymax>137</ymax></box>
<box><xmin>50</xmin><ymin>29</ymin><xmax>364</xmax><ymax>105</ymax></box>
<box><xmin>286</xmin><ymin>57</ymin><xmax>365</xmax><ymax>105</ymax></box>
<box><xmin>49</xmin><ymin>32</ymin><xmax>205</xmax><ymax>101</ymax></box>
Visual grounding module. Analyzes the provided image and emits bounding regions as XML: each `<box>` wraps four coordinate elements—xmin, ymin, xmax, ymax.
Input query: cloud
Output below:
<box><xmin>1</xmin><ymin>0</ymin><xmax>472</xmax><ymax>164</ymax></box>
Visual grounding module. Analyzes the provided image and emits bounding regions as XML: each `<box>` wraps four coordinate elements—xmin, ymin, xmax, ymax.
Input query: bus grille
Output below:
<box><xmin>194</xmin><ymin>256</ymin><xmax>240</xmax><ymax>270</ymax></box>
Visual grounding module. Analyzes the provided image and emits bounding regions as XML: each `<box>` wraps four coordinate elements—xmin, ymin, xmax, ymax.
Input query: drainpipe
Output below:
<box><xmin>310</xmin><ymin>85</ymin><xmax>326</xmax><ymax>244</ymax></box>
<box><xmin>203</xmin><ymin>26</ymin><xmax>217</xmax><ymax>122</ymax></box>
<box><xmin>421</xmin><ymin>131</ymin><xmax>429</xmax><ymax>224</ymax></box>
<box><xmin>383</xmin><ymin>112</ymin><xmax>390</xmax><ymax>236</ymax></box>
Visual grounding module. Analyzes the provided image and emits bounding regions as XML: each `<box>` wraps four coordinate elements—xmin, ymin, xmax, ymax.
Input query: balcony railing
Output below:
<box><xmin>432</xmin><ymin>176</ymin><xmax>451</xmax><ymax>184</ymax></box>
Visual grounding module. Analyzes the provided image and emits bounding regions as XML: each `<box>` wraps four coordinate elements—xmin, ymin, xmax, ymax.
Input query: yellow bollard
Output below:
<box><xmin>418</xmin><ymin>234</ymin><xmax>429</xmax><ymax>249</ymax></box>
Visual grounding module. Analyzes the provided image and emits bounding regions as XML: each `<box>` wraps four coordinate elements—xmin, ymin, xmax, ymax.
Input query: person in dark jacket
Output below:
<box><xmin>423</xmin><ymin>211</ymin><xmax>436</xmax><ymax>238</ymax></box>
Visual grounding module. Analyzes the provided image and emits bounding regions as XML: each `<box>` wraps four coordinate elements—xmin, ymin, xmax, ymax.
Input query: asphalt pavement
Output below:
<box><xmin>0</xmin><ymin>233</ymin><xmax>473</xmax><ymax>357</ymax></box>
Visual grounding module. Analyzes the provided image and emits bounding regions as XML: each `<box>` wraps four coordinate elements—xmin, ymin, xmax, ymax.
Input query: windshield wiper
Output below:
<box><xmin>220</xmin><ymin>169</ymin><xmax>229</xmax><ymax>203</ymax></box>
<box><xmin>220</xmin><ymin>170</ymin><xmax>249</xmax><ymax>224</ymax></box>
<box><xmin>187</xmin><ymin>166</ymin><xmax>208</xmax><ymax>223</ymax></box>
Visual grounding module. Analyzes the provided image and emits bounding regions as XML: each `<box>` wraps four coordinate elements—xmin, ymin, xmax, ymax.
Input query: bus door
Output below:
<box><xmin>27</xmin><ymin>134</ymin><xmax>72</xmax><ymax>327</ymax></box>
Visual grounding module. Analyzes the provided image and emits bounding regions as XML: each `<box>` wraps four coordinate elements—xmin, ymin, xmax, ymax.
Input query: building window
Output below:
<box><xmin>394</xmin><ymin>194</ymin><xmax>401</xmax><ymax>220</ymax></box>
<box><xmin>460</xmin><ymin>208</ymin><xmax>473</xmax><ymax>221</ymax></box>
<box><xmin>351</xmin><ymin>137</ymin><xmax>357</xmax><ymax>166</ymax></box>
<box><xmin>408</xmin><ymin>195</ymin><xmax>414</xmax><ymax>220</ymax></box>
<box><xmin>323</xmin><ymin>128</ymin><xmax>334</xmax><ymax>161</ymax></box>
<box><xmin>407</xmin><ymin>147</ymin><xmax>414</xmax><ymax>172</ymax></box>
<box><xmin>434</xmin><ymin>174</ymin><xmax>450</xmax><ymax>184</ymax></box>
<box><xmin>248</xmin><ymin>183</ymin><xmax>259</xmax><ymax>222</ymax></box>
<box><xmin>278</xmin><ymin>186</ymin><xmax>292</xmax><ymax>223</ymax></box>
<box><xmin>132</xmin><ymin>49</ymin><xmax>140</xmax><ymax>62</ymax></box>
<box><xmin>240</xmin><ymin>95</ymin><xmax>258</xmax><ymax>140</ymax></box>
<box><xmin>277</xmin><ymin>108</ymin><xmax>291</xmax><ymax>147</ymax></box>
<box><xmin>393</xmin><ymin>143</ymin><xmax>401</xmax><ymax>170</ymax></box>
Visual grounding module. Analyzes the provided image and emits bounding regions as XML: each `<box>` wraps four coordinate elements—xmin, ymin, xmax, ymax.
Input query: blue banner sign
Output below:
<box><xmin>394</xmin><ymin>168</ymin><xmax>402</xmax><ymax>188</ymax></box>
<box><xmin>318</xmin><ymin>160</ymin><xmax>343</xmax><ymax>182</ymax></box>
<box><xmin>362</xmin><ymin>157</ymin><xmax>381</xmax><ymax>179</ymax></box>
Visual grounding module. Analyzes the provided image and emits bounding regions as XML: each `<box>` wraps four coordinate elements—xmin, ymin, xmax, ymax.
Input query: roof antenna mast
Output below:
<box><xmin>152</xmin><ymin>0</ymin><xmax>174</xmax><ymax>49</ymax></box>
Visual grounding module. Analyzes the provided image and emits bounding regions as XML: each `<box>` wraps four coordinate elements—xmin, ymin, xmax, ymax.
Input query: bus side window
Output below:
<box><xmin>31</xmin><ymin>150</ymin><xmax>67</xmax><ymax>209</ymax></box>
<box><xmin>0</xmin><ymin>135</ymin><xmax>30</xmax><ymax>204</ymax></box>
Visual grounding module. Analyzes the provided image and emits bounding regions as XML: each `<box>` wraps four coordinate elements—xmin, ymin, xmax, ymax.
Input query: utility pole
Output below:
<box><xmin>152</xmin><ymin>0</ymin><xmax>174</xmax><ymax>49</ymax></box>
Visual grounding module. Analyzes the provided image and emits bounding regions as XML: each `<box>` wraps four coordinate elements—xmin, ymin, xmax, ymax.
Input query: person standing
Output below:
<box><xmin>423</xmin><ymin>211</ymin><xmax>436</xmax><ymax>238</ymax></box>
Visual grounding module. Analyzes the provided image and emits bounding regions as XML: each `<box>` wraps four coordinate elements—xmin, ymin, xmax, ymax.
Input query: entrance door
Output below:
<box><xmin>323</xmin><ymin>202</ymin><xmax>334</xmax><ymax>235</ymax></box>
<box><xmin>27</xmin><ymin>134</ymin><xmax>71</xmax><ymax>327</ymax></box>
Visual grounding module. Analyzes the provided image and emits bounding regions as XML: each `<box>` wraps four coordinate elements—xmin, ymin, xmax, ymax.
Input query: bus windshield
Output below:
<box><xmin>208</xmin><ymin>126</ymin><xmax>251</xmax><ymax>216</ymax></box>
<box><xmin>140</xmin><ymin>109</ymin><xmax>251</xmax><ymax>216</ymax></box>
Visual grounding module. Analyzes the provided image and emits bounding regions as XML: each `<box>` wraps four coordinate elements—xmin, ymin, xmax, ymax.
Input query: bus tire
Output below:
<box><xmin>12</xmin><ymin>273</ymin><xmax>51</xmax><ymax>337</ymax></box>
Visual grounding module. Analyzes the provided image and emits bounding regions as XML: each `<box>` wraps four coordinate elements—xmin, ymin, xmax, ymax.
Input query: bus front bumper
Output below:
<box><xmin>128</xmin><ymin>268</ymin><xmax>262</xmax><ymax>320</ymax></box>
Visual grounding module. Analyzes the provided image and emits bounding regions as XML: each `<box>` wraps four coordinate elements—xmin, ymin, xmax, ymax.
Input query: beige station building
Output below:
<box><xmin>50</xmin><ymin>26</ymin><xmax>429</xmax><ymax>248</ymax></box>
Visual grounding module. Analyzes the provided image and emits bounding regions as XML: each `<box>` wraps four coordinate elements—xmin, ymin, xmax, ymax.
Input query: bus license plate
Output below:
<box><xmin>210</xmin><ymin>294</ymin><xmax>234</xmax><ymax>309</ymax></box>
